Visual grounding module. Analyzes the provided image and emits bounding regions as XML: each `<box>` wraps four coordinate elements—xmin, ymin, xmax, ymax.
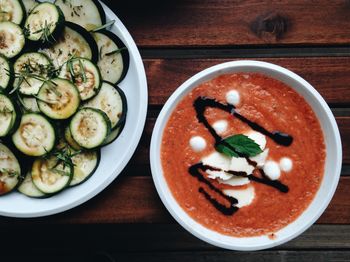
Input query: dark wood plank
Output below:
<box><xmin>145</xmin><ymin>58</ymin><xmax>350</xmax><ymax>105</ymax></box>
<box><xmin>133</xmin><ymin>116</ymin><xmax>350</xmax><ymax>167</ymax></box>
<box><xmin>0</xmin><ymin>176</ymin><xmax>349</xmax><ymax>224</ymax></box>
<box><xmin>0</xmin><ymin>225</ymin><xmax>349</xmax><ymax>253</ymax></box>
<box><xmin>92</xmin><ymin>251</ymin><xmax>350</xmax><ymax>262</ymax></box>
<box><xmin>104</xmin><ymin>0</ymin><xmax>350</xmax><ymax>47</ymax></box>
<box><xmin>5</xmin><ymin>250</ymin><xmax>349</xmax><ymax>262</ymax></box>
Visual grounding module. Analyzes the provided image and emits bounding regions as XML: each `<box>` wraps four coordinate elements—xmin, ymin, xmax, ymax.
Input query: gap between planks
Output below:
<box><xmin>140</xmin><ymin>46</ymin><xmax>350</xmax><ymax>59</ymax></box>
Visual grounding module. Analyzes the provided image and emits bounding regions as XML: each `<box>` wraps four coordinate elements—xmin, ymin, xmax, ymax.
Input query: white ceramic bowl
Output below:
<box><xmin>150</xmin><ymin>60</ymin><xmax>342</xmax><ymax>251</ymax></box>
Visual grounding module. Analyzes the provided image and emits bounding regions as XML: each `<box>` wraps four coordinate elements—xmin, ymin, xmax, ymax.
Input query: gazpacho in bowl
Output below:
<box><xmin>150</xmin><ymin>60</ymin><xmax>342</xmax><ymax>250</ymax></box>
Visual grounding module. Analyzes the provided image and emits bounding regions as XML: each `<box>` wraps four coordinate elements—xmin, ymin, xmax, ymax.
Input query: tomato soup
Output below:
<box><xmin>161</xmin><ymin>73</ymin><xmax>325</xmax><ymax>237</ymax></box>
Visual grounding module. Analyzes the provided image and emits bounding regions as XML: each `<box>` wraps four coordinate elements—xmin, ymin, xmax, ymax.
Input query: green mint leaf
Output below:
<box><xmin>216</xmin><ymin>134</ymin><xmax>263</xmax><ymax>158</ymax></box>
<box><xmin>215</xmin><ymin>143</ymin><xmax>239</xmax><ymax>157</ymax></box>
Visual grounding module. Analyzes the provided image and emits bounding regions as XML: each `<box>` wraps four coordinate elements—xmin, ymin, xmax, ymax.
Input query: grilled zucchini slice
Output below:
<box><xmin>31</xmin><ymin>156</ymin><xmax>72</xmax><ymax>194</ymax></box>
<box><xmin>55</xmin><ymin>0</ymin><xmax>105</xmax><ymax>31</ymax></box>
<box><xmin>12</xmin><ymin>113</ymin><xmax>56</xmax><ymax>156</ymax></box>
<box><xmin>70</xmin><ymin>149</ymin><xmax>100</xmax><ymax>186</ymax></box>
<box><xmin>0</xmin><ymin>0</ymin><xmax>25</xmax><ymax>25</ymax></box>
<box><xmin>0</xmin><ymin>143</ymin><xmax>21</xmax><ymax>196</ymax></box>
<box><xmin>14</xmin><ymin>52</ymin><xmax>53</xmax><ymax>95</ymax></box>
<box><xmin>0</xmin><ymin>54</ymin><xmax>13</xmax><ymax>90</ymax></box>
<box><xmin>93</xmin><ymin>31</ymin><xmax>129</xmax><ymax>85</ymax></box>
<box><xmin>24</xmin><ymin>2</ymin><xmax>64</xmax><ymax>43</ymax></box>
<box><xmin>83</xmin><ymin>82</ymin><xmax>127</xmax><ymax>129</ymax></box>
<box><xmin>59</xmin><ymin>57</ymin><xmax>102</xmax><ymax>101</ymax></box>
<box><xmin>40</xmin><ymin>22</ymin><xmax>98</xmax><ymax>68</ymax></box>
<box><xmin>0</xmin><ymin>21</ymin><xmax>25</xmax><ymax>58</ymax></box>
<box><xmin>0</xmin><ymin>94</ymin><xmax>18</xmax><ymax>137</ymax></box>
<box><xmin>18</xmin><ymin>171</ymin><xmax>46</xmax><ymax>198</ymax></box>
<box><xmin>70</xmin><ymin>107</ymin><xmax>111</xmax><ymax>149</ymax></box>
<box><xmin>37</xmin><ymin>78</ymin><xmax>80</xmax><ymax>120</ymax></box>
<box><xmin>64</xmin><ymin>126</ymin><xmax>82</xmax><ymax>151</ymax></box>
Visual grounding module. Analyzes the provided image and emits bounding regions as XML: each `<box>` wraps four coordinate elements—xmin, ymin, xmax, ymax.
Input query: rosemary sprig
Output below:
<box><xmin>65</xmin><ymin>56</ymin><xmax>87</xmax><ymax>83</ymax></box>
<box><xmin>31</xmin><ymin>20</ymin><xmax>56</xmax><ymax>44</ymax></box>
<box><xmin>105</xmin><ymin>47</ymin><xmax>127</xmax><ymax>56</ymax></box>
<box><xmin>90</xmin><ymin>20</ymin><xmax>115</xmax><ymax>32</ymax></box>
<box><xmin>50</xmin><ymin>147</ymin><xmax>81</xmax><ymax>171</ymax></box>
<box><xmin>78</xmin><ymin>59</ymin><xmax>87</xmax><ymax>83</ymax></box>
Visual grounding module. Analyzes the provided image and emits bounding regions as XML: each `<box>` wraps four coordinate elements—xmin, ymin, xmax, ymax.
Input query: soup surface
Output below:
<box><xmin>161</xmin><ymin>73</ymin><xmax>325</xmax><ymax>237</ymax></box>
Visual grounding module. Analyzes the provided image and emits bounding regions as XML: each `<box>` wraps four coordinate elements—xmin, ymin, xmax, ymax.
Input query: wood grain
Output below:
<box><xmin>1</xmin><ymin>176</ymin><xmax>348</xmax><ymax>225</ymax></box>
<box><xmin>103</xmin><ymin>0</ymin><xmax>350</xmax><ymax>47</ymax></box>
<box><xmin>3</xmin><ymin>250</ymin><xmax>350</xmax><ymax>262</ymax></box>
<box><xmin>1</xmin><ymin>225</ymin><xmax>349</xmax><ymax>252</ymax></box>
<box><xmin>145</xmin><ymin>58</ymin><xmax>350</xmax><ymax>105</ymax></box>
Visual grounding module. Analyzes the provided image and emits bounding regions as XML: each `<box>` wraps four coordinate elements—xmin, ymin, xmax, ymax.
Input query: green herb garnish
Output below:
<box><xmin>31</xmin><ymin>20</ymin><xmax>56</xmax><ymax>44</ymax></box>
<box><xmin>216</xmin><ymin>134</ymin><xmax>263</xmax><ymax>158</ymax></box>
<box><xmin>105</xmin><ymin>47</ymin><xmax>127</xmax><ymax>56</ymax></box>
<box><xmin>90</xmin><ymin>20</ymin><xmax>115</xmax><ymax>32</ymax></box>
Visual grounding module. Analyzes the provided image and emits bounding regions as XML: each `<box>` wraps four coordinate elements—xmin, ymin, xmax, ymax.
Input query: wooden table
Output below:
<box><xmin>2</xmin><ymin>1</ymin><xmax>350</xmax><ymax>261</ymax></box>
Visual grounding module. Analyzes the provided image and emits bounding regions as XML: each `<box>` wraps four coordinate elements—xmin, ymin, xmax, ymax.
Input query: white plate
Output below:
<box><xmin>150</xmin><ymin>60</ymin><xmax>342</xmax><ymax>251</ymax></box>
<box><xmin>0</xmin><ymin>1</ymin><xmax>148</xmax><ymax>218</ymax></box>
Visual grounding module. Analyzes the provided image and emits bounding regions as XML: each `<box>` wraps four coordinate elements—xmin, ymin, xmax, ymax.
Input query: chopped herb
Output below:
<box><xmin>32</xmin><ymin>20</ymin><xmax>56</xmax><ymax>44</ymax></box>
<box><xmin>78</xmin><ymin>59</ymin><xmax>87</xmax><ymax>83</ymax></box>
<box><xmin>90</xmin><ymin>20</ymin><xmax>115</xmax><ymax>32</ymax></box>
<box><xmin>105</xmin><ymin>47</ymin><xmax>127</xmax><ymax>56</ymax></box>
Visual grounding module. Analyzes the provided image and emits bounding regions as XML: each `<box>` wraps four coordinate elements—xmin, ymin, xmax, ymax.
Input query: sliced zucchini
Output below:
<box><xmin>40</xmin><ymin>22</ymin><xmax>98</xmax><ymax>68</ymax></box>
<box><xmin>22</xmin><ymin>0</ymin><xmax>38</xmax><ymax>15</ymax></box>
<box><xmin>12</xmin><ymin>113</ymin><xmax>56</xmax><ymax>156</ymax></box>
<box><xmin>18</xmin><ymin>171</ymin><xmax>46</xmax><ymax>198</ymax></box>
<box><xmin>0</xmin><ymin>54</ymin><xmax>12</xmax><ymax>90</ymax></box>
<box><xmin>93</xmin><ymin>31</ymin><xmax>129</xmax><ymax>84</ymax></box>
<box><xmin>70</xmin><ymin>107</ymin><xmax>111</xmax><ymax>149</ymax></box>
<box><xmin>0</xmin><ymin>94</ymin><xmax>18</xmax><ymax>137</ymax></box>
<box><xmin>24</xmin><ymin>2</ymin><xmax>65</xmax><ymax>43</ymax></box>
<box><xmin>64</xmin><ymin>125</ymin><xmax>81</xmax><ymax>150</ymax></box>
<box><xmin>0</xmin><ymin>143</ymin><xmax>21</xmax><ymax>196</ymax></box>
<box><xmin>31</xmin><ymin>156</ymin><xmax>72</xmax><ymax>194</ymax></box>
<box><xmin>55</xmin><ymin>0</ymin><xmax>105</xmax><ymax>31</ymax></box>
<box><xmin>59</xmin><ymin>57</ymin><xmax>102</xmax><ymax>101</ymax></box>
<box><xmin>0</xmin><ymin>0</ymin><xmax>25</xmax><ymax>25</ymax></box>
<box><xmin>101</xmin><ymin>121</ymin><xmax>124</xmax><ymax>147</ymax></box>
<box><xmin>0</xmin><ymin>21</ymin><xmax>25</xmax><ymax>58</ymax></box>
<box><xmin>13</xmin><ymin>52</ymin><xmax>53</xmax><ymax>95</ymax></box>
<box><xmin>37</xmin><ymin>78</ymin><xmax>80</xmax><ymax>120</ymax></box>
<box><xmin>83</xmin><ymin>82</ymin><xmax>127</xmax><ymax>129</ymax></box>
<box><xmin>21</xmin><ymin>97</ymin><xmax>40</xmax><ymax>113</ymax></box>
<box><xmin>70</xmin><ymin>149</ymin><xmax>100</xmax><ymax>186</ymax></box>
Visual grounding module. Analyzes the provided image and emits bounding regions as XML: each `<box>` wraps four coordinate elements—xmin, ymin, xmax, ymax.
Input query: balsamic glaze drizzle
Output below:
<box><xmin>189</xmin><ymin>163</ymin><xmax>239</xmax><ymax>215</ymax></box>
<box><xmin>194</xmin><ymin>97</ymin><xmax>293</xmax><ymax>147</ymax></box>
<box><xmin>188</xmin><ymin>96</ymin><xmax>292</xmax><ymax>215</ymax></box>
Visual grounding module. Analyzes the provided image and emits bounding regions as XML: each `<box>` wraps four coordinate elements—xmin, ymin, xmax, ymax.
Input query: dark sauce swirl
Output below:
<box><xmin>189</xmin><ymin>96</ymin><xmax>292</xmax><ymax>215</ymax></box>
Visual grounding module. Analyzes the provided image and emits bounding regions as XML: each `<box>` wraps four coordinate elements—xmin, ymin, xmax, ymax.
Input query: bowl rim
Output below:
<box><xmin>150</xmin><ymin>60</ymin><xmax>342</xmax><ymax>251</ymax></box>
